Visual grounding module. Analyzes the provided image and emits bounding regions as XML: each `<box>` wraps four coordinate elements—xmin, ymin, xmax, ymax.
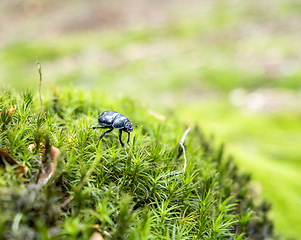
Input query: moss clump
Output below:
<box><xmin>0</xmin><ymin>89</ymin><xmax>275</xmax><ymax>239</ymax></box>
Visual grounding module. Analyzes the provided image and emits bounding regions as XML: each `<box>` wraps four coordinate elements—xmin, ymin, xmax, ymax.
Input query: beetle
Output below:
<box><xmin>91</xmin><ymin>111</ymin><xmax>137</xmax><ymax>147</ymax></box>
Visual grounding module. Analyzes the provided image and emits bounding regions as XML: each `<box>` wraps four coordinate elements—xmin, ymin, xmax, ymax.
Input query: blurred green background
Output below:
<box><xmin>1</xmin><ymin>0</ymin><xmax>300</xmax><ymax>239</ymax></box>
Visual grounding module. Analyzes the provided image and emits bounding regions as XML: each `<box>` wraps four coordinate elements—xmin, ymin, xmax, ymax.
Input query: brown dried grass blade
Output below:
<box><xmin>0</xmin><ymin>107</ymin><xmax>16</xmax><ymax>117</ymax></box>
<box><xmin>89</xmin><ymin>232</ymin><xmax>104</xmax><ymax>240</ymax></box>
<box><xmin>38</xmin><ymin>146</ymin><xmax>60</xmax><ymax>185</ymax></box>
<box><xmin>0</xmin><ymin>149</ymin><xmax>28</xmax><ymax>175</ymax></box>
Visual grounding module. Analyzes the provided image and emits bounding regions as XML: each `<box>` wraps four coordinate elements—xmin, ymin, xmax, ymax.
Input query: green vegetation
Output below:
<box><xmin>0</xmin><ymin>89</ymin><xmax>274</xmax><ymax>239</ymax></box>
<box><xmin>1</xmin><ymin>0</ymin><xmax>301</xmax><ymax>239</ymax></box>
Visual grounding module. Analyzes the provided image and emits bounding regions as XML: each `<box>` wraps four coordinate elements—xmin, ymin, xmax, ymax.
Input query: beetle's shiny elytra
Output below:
<box><xmin>91</xmin><ymin>111</ymin><xmax>137</xmax><ymax>147</ymax></box>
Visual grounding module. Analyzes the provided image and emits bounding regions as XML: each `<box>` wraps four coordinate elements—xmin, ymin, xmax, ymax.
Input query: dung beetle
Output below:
<box><xmin>91</xmin><ymin>111</ymin><xmax>138</xmax><ymax>147</ymax></box>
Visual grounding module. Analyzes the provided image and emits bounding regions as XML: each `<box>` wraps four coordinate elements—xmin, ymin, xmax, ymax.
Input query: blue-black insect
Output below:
<box><xmin>91</xmin><ymin>111</ymin><xmax>137</xmax><ymax>147</ymax></box>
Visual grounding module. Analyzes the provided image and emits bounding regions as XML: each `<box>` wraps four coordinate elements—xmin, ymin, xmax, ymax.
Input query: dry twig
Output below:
<box><xmin>179</xmin><ymin>127</ymin><xmax>191</xmax><ymax>173</ymax></box>
<box><xmin>164</xmin><ymin>127</ymin><xmax>191</xmax><ymax>178</ymax></box>
<box><xmin>142</xmin><ymin>106</ymin><xmax>166</xmax><ymax>121</ymax></box>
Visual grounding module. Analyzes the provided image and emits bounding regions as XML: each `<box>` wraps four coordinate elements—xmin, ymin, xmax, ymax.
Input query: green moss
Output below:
<box><xmin>0</xmin><ymin>89</ymin><xmax>275</xmax><ymax>239</ymax></box>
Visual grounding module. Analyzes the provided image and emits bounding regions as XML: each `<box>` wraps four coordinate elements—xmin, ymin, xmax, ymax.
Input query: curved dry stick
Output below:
<box><xmin>164</xmin><ymin>127</ymin><xmax>191</xmax><ymax>178</ymax></box>
<box><xmin>179</xmin><ymin>127</ymin><xmax>191</xmax><ymax>173</ymax></box>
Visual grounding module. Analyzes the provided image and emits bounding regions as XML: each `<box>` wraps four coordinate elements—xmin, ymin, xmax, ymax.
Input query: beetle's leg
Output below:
<box><xmin>91</xmin><ymin>126</ymin><xmax>109</xmax><ymax>130</ymax></box>
<box><xmin>98</xmin><ymin>128</ymin><xmax>114</xmax><ymax>140</ymax></box>
<box><xmin>127</xmin><ymin>132</ymin><xmax>130</xmax><ymax>144</ymax></box>
<box><xmin>119</xmin><ymin>130</ymin><xmax>124</xmax><ymax>147</ymax></box>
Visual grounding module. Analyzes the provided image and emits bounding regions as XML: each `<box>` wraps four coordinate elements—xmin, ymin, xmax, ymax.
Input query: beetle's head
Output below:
<box><xmin>124</xmin><ymin>121</ymin><xmax>133</xmax><ymax>133</ymax></box>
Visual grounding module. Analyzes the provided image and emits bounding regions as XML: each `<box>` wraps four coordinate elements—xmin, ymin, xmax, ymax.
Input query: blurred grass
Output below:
<box><xmin>1</xmin><ymin>0</ymin><xmax>301</xmax><ymax>239</ymax></box>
